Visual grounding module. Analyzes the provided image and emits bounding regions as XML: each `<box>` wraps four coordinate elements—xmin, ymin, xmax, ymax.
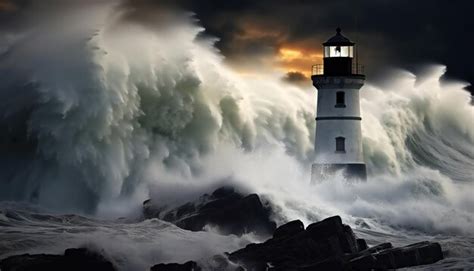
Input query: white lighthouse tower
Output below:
<box><xmin>311</xmin><ymin>28</ymin><xmax>367</xmax><ymax>182</ymax></box>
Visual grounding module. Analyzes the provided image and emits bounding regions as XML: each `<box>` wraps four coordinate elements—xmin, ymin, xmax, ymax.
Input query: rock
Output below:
<box><xmin>298</xmin><ymin>257</ymin><xmax>346</xmax><ymax>271</ymax></box>
<box><xmin>228</xmin><ymin>216</ymin><xmax>444</xmax><ymax>271</ymax></box>
<box><xmin>349</xmin><ymin>253</ymin><xmax>379</xmax><ymax>270</ymax></box>
<box><xmin>273</xmin><ymin>220</ymin><xmax>304</xmax><ymax>239</ymax></box>
<box><xmin>143</xmin><ymin>186</ymin><xmax>276</xmax><ymax>237</ymax></box>
<box><xmin>365</xmin><ymin>242</ymin><xmax>393</xmax><ymax>253</ymax></box>
<box><xmin>342</xmin><ymin>224</ymin><xmax>358</xmax><ymax>253</ymax></box>
<box><xmin>306</xmin><ymin>216</ymin><xmax>344</xmax><ymax>240</ymax></box>
<box><xmin>0</xmin><ymin>248</ymin><xmax>115</xmax><ymax>271</ymax></box>
<box><xmin>143</xmin><ymin>187</ymin><xmax>444</xmax><ymax>270</ymax></box>
<box><xmin>356</xmin><ymin>238</ymin><xmax>368</xmax><ymax>251</ymax></box>
<box><xmin>392</xmin><ymin>241</ymin><xmax>443</xmax><ymax>268</ymax></box>
<box><xmin>305</xmin><ymin>216</ymin><xmax>357</xmax><ymax>254</ymax></box>
<box><xmin>229</xmin><ymin>216</ymin><xmax>351</xmax><ymax>270</ymax></box>
<box><xmin>150</xmin><ymin>261</ymin><xmax>201</xmax><ymax>271</ymax></box>
<box><xmin>0</xmin><ymin>254</ymin><xmax>64</xmax><ymax>271</ymax></box>
<box><xmin>212</xmin><ymin>186</ymin><xmax>236</xmax><ymax>198</ymax></box>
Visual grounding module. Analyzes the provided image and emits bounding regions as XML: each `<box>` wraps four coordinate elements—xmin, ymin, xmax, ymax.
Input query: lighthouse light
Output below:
<box><xmin>324</xmin><ymin>46</ymin><xmax>353</xmax><ymax>58</ymax></box>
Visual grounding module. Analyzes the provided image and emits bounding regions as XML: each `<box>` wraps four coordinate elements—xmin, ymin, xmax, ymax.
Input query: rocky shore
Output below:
<box><xmin>143</xmin><ymin>186</ymin><xmax>276</xmax><ymax>237</ymax></box>
<box><xmin>228</xmin><ymin>216</ymin><xmax>443</xmax><ymax>270</ymax></box>
<box><xmin>0</xmin><ymin>248</ymin><xmax>115</xmax><ymax>271</ymax></box>
<box><xmin>0</xmin><ymin>187</ymin><xmax>444</xmax><ymax>271</ymax></box>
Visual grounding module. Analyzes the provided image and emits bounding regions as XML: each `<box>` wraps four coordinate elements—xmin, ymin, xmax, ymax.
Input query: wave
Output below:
<box><xmin>360</xmin><ymin>67</ymin><xmax>474</xmax><ymax>181</ymax></box>
<box><xmin>0</xmin><ymin>2</ymin><xmax>315</xmax><ymax>212</ymax></box>
<box><xmin>0</xmin><ymin>199</ymin><xmax>473</xmax><ymax>271</ymax></box>
<box><xmin>0</xmin><ymin>0</ymin><xmax>472</xmax><ymax>240</ymax></box>
<box><xmin>0</xmin><ymin>201</ymin><xmax>254</xmax><ymax>270</ymax></box>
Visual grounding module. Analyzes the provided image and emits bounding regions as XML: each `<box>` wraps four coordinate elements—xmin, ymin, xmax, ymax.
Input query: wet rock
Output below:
<box><xmin>0</xmin><ymin>254</ymin><xmax>64</xmax><ymax>271</ymax></box>
<box><xmin>342</xmin><ymin>224</ymin><xmax>358</xmax><ymax>253</ymax></box>
<box><xmin>356</xmin><ymin>238</ymin><xmax>368</xmax><ymax>252</ymax></box>
<box><xmin>385</xmin><ymin>241</ymin><xmax>443</xmax><ymax>269</ymax></box>
<box><xmin>348</xmin><ymin>241</ymin><xmax>444</xmax><ymax>270</ymax></box>
<box><xmin>229</xmin><ymin>216</ymin><xmax>351</xmax><ymax>269</ymax></box>
<box><xmin>298</xmin><ymin>257</ymin><xmax>346</xmax><ymax>271</ymax></box>
<box><xmin>273</xmin><ymin>220</ymin><xmax>304</xmax><ymax>239</ymax></box>
<box><xmin>143</xmin><ymin>186</ymin><xmax>276</xmax><ymax>237</ymax></box>
<box><xmin>150</xmin><ymin>261</ymin><xmax>201</xmax><ymax>271</ymax></box>
<box><xmin>365</xmin><ymin>242</ymin><xmax>393</xmax><ymax>253</ymax></box>
<box><xmin>0</xmin><ymin>248</ymin><xmax>115</xmax><ymax>271</ymax></box>
<box><xmin>349</xmin><ymin>253</ymin><xmax>379</xmax><ymax>270</ymax></box>
<box><xmin>228</xmin><ymin>216</ymin><xmax>444</xmax><ymax>271</ymax></box>
<box><xmin>144</xmin><ymin>187</ymin><xmax>444</xmax><ymax>270</ymax></box>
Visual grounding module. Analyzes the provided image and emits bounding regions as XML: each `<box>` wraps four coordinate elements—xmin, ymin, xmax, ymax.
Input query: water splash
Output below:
<box><xmin>0</xmin><ymin>0</ymin><xmax>472</xmax><ymax>235</ymax></box>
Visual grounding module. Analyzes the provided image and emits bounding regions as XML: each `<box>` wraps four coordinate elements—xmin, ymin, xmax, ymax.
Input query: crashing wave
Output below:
<box><xmin>0</xmin><ymin>1</ymin><xmax>472</xmax><ymax>239</ymax></box>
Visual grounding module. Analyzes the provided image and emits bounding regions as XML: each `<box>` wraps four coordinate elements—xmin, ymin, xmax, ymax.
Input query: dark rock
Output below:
<box><xmin>415</xmin><ymin>242</ymin><xmax>443</xmax><ymax>265</ymax></box>
<box><xmin>349</xmin><ymin>241</ymin><xmax>444</xmax><ymax>270</ymax></box>
<box><xmin>306</xmin><ymin>216</ymin><xmax>344</xmax><ymax>241</ymax></box>
<box><xmin>64</xmin><ymin>248</ymin><xmax>115</xmax><ymax>270</ymax></box>
<box><xmin>150</xmin><ymin>261</ymin><xmax>201</xmax><ymax>271</ymax></box>
<box><xmin>364</xmin><ymin>242</ymin><xmax>393</xmax><ymax>254</ymax></box>
<box><xmin>349</xmin><ymin>253</ymin><xmax>378</xmax><ymax>270</ymax></box>
<box><xmin>375</xmin><ymin>248</ymin><xmax>399</xmax><ymax>269</ymax></box>
<box><xmin>342</xmin><ymin>224</ymin><xmax>358</xmax><ymax>254</ymax></box>
<box><xmin>143</xmin><ymin>187</ymin><xmax>276</xmax><ymax>237</ymax></box>
<box><xmin>212</xmin><ymin>186</ymin><xmax>236</xmax><ymax>198</ymax></box>
<box><xmin>229</xmin><ymin>216</ymin><xmax>351</xmax><ymax>269</ymax></box>
<box><xmin>394</xmin><ymin>241</ymin><xmax>444</xmax><ymax>268</ymax></box>
<box><xmin>0</xmin><ymin>254</ymin><xmax>63</xmax><ymax>271</ymax></box>
<box><xmin>229</xmin><ymin>216</ymin><xmax>444</xmax><ymax>271</ymax></box>
<box><xmin>306</xmin><ymin>216</ymin><xmax>357</xmax><ymax>254</ymax></box>
<box><xmin>144</xmin><ymin>187</ymin><xmax>444</xmax><ymax>270</ymax></box>
<box><xmin>273</xmin><ymin>220</ymin><xmax>304</xmax><ymax>239</ymax></box>
<box><xmin>356</xmin><ymin>238</ymin><xmax>368</xmax><ymax>252</ymax></box>
<box><xmin>298</xmin><ymin>257</ymin><xmax>346</xmax><ymax>271</ymax></box>
<box><xmin>0</xmin><ymin>248</ymin><xmax>115</xmax><ymax>271</ymax></box>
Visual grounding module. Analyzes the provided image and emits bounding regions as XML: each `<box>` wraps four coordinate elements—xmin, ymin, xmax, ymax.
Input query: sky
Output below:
<box><xmin>1</xmin><ymin>0</ymin><xmax>473</xmax><ymax>93</ymax></box>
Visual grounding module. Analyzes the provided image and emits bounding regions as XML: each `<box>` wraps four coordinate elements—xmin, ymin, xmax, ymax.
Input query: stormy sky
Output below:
<box><xmin>1</xmin><ymin>0</ymin><xmax>473</xmax><ymax>93</ymax></box>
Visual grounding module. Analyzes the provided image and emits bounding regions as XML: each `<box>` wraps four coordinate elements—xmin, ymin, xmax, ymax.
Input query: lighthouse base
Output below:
<box><xmin>311</xmin><ymin>163</ymin><xmax>367</xmax><ymax>183</ymax></box>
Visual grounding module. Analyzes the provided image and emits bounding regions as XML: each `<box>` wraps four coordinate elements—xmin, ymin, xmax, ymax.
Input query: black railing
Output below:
<box><xmin>312</xmin><ymin>64</ymin><xmax>324</xmax><ymax>75</ymax></box>
<box><xmin>352</xmin><ymin>64</ymin><xmax>364</xmax><ymax>75</ymax></box>
<box><xmin>311</xmin><ymin>64</ymin><xmax>364</xmax><ymax>76</ymax></box>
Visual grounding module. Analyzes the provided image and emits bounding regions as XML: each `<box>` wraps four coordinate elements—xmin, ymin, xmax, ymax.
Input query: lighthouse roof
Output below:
<box><xmin>323</xmin><ymin>28</ymin><xmax>355</xmax><ymax>46</ymax></box>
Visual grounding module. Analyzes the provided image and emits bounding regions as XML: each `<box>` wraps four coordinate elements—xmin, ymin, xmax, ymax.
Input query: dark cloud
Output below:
<box><xmin>283</xmin><ymin>71</ymin><xmax>311</xmax><ymax>88</ymax></box>
<box><xmin>161</xmin><ymin>0</ymin><xmax>474</xmax><ymax>93</ymax></box>
<box><xmin>1</xmin><ymin>0</ymin><xmax>473</xmax><ymax>93</ymax></box>
<box><xmin>284</xmin><ymin>71</ymin><xmax>307</xmax><ymax>82</ymax></box>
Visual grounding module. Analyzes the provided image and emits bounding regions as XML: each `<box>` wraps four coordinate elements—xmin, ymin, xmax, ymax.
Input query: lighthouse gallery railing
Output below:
<box><xmin>311</xmin><ymin>64</ymin><xmax>365</xmax><ymax>76</ymax></box>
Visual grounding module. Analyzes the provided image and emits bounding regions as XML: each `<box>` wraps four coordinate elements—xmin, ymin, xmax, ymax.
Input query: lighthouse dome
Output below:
<box><xmin>323</xmin><ymin>28</ymin><xmax>355</xmax><ymax>46</ymax></box>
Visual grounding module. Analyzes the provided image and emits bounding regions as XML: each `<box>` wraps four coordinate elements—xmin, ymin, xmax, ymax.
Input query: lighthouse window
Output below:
<box><xmin>335</xmin><ymin>137</ymin><xmax>346</xmax><ymax>152</ymax></box>
<box><xmin>325</xmin><ymin>46</ymin><xmax>352</xmax><ymax>57</ymax></box>
<box><xmin>335</xmin><ymin>91</ymin><xmax>346</xmax><ymax>107</ymax></box>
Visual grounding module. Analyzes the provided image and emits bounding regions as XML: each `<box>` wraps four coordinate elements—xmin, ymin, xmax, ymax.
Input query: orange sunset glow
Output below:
<box><xmin>0</xmin><ymin>0</ymin><xmax>16</xmax><ymax>11</ymax></box>
<box><xmin>277</xmin><ymin>47</ymin><xmax>323</xmax><ymax>77</ymax></box>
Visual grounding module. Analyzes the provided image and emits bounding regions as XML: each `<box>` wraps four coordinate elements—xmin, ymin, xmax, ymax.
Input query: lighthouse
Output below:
<box><xmin>311</xmin><ymin>28</ymin><xmax>367</xmax><ymax>182</ymax></box>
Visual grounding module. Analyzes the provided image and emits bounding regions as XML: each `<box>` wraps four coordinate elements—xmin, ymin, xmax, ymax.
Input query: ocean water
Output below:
<box><xmin>0</xmin><ymin>1</ymin><xmax>473</xmax><ymax>270</ymax></box>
